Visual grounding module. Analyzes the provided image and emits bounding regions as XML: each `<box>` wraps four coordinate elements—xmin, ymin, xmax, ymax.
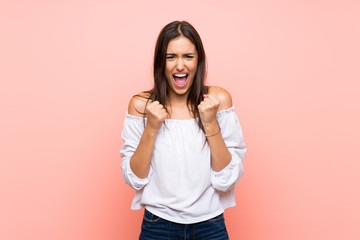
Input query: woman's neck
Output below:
<box><xmin>167</xmin><ymin>92</ymin><xmax>189</xmax><ymax>108</ymax></box>
<box><xmin>166</xmin><ymin>92</ymin><xmax>194</xmax><ymax>119</ymax></box>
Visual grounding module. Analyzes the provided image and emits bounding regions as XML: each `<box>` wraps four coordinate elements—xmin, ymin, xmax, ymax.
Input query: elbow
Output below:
<box><xmin>123</xmin><ymin>171</ymin><xmax>150</xmax><ymax>190</ymax></box>
<box><xmin>121</xmin><ymin>157</ymin><xmax>151</xmax><ymax>190</ymax></box>
<box><xmin>211</xmin><ymin>181</ymin><xmax>233</xmax><ymax>192</ymax></box>
<box><xmin>210</xmin><ymin>157</ymin><xmax>244</xmax><ymax>192</ymax></box>
<box><xmin>128</xmin><ymin>178</ymin><xmax>147</xmax><ymax>190</ymax></box>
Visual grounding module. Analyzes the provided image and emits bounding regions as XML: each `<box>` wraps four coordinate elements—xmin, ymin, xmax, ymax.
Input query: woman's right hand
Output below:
<box><xmin>145</xmin><ymin>101</ymin><xmax>168</xmax><ymax>132</ymax></box>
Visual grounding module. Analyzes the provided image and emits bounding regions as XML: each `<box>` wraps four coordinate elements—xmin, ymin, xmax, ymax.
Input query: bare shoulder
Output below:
<box><xmin>208</xmin><ymin>86</ymin><xmax>233</xmax><ymax>111</ymax></box>
<box><xmin>128</xmin><ymin>92</ymin><xmax>151</xmax><ymax>117</ymax></box>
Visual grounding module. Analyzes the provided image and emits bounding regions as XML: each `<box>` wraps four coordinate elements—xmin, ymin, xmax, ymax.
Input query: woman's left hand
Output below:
<box><xmin>198</xmin><ymin>94</ymin><xmax>220</xmax><ymax>126</ymax></box>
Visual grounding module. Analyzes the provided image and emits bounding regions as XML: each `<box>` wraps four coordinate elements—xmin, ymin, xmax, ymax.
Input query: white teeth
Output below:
<box><xmin>173</xmin><ymin>74</ymin><xmax>187</xmax><ymax>77</ymax></box>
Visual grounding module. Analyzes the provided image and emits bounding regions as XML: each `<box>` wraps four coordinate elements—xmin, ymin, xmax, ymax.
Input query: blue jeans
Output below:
<box><xmin>139</xmin><ymin>208</ymin><xmax>230</xmax><ymax>240</ymax></box>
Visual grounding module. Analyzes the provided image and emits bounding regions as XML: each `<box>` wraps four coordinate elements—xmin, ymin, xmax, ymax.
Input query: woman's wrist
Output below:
<box><xmin>144</xmin><ymin>124</ymin><xmax>160</xmax><ymax>137</ymax></box>
<box><xmin>203</xmin><ymin>121</ymin><xmax>220</xmax><ymax>136</ymax></box>
<box><xmin>205</xmin><ymin>127</ymin><xmax>221</xmax><ymax>137</ymax></box>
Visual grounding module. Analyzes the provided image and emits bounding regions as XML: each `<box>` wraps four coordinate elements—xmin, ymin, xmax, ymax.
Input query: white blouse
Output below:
<box><xmin>120</xmin><ymin>106</ymin><xmax>246</xmax><ymax>224</ymax></box>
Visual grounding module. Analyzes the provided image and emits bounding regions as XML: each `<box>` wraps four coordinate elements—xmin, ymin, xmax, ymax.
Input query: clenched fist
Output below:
<box><xmin>145</xmin><ymin>100</ymin><xmax>168</xmax><ymax>131</ymax></box>
<box><xmin>198</xmin><ymin>94</ymin><xmax>220</xmax><ymax>126</ymax></box>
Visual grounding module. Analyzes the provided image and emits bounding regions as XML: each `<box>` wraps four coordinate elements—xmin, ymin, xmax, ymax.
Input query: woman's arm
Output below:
<box><xmin>198</xmin><ymin>86</ymin><xmax>233</xmax><ymax>172</ymax></box>
<box><xmin>127</xmin><ymin>94</ymin><xmax>168</xmax><ymax>179</ymax></box>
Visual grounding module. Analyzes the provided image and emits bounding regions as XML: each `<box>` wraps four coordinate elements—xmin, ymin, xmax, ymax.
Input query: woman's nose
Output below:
<box><xmin>176</xmin><ymin>58</ymin><xmax>185</xmax><ymax>71</ymax></box>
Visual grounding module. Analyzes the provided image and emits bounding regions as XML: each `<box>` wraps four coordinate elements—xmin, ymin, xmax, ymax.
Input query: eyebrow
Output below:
<box><xmin>166</xmin><ymin>53</ymin><xmax>196</xmax><ymax>56</ymax></box>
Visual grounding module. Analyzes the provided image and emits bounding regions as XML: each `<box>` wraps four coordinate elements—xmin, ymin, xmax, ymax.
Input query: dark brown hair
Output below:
<box><xmin>138</xmin><ymin>21</ymin><xmax>208</xmax><ymax>132</ymax></box>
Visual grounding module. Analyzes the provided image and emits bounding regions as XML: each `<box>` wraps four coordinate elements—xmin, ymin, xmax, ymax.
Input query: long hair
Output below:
<box><xmin>138</xmin><ymin>21</ymin><xmax>208</xmax><ymax>133</ymax></box>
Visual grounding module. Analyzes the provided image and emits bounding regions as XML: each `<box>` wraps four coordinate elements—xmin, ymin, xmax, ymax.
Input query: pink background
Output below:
<box><xmin>1</xmin><ymin>0</ymin><xmax>359</xmax><ymax>239</ymax></box>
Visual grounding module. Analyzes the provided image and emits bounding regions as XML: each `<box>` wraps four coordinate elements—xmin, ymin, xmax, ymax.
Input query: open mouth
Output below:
<box><xmin>172</xmin><ymin>73</ymin><xmax>188</xmax><ymax>88</ymax></box>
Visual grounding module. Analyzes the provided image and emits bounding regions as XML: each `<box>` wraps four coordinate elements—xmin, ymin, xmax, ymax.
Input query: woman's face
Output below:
<box><xmin>165</xmin><ymin>36</ymin><xmax>198</xmax><ymax>98</ymax></box>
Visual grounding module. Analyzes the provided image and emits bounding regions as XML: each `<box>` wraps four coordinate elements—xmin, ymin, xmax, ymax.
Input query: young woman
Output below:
<box><xmin>120</xmin><ymin>21</ymin><xmax>246</xmax><ymax>240</ymax></box>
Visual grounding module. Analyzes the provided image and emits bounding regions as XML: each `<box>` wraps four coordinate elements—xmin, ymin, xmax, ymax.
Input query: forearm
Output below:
<box><xmin>204</xmin><ymin>122</ymin><xmax>232</xmax><ymax>172</ymax></box>
<box><xmin>129</xmin><ymin>126</ymin><xmax>158</xmax><ymax>179</ymax></box>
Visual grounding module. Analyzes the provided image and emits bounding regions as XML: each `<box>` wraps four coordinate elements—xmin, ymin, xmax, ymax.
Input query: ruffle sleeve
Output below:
<box><xmin>120</xmin><ymin>114</ymin><xmax>153</xmax><ymax>190</ymax></box>
<box><xmin>210</xmin><ymin>106</ymin><xmax>247</xmax><ymax>192</ymax></box>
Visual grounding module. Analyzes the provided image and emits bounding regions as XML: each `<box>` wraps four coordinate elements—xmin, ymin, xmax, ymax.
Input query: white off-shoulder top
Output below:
<box><xmin>120</xmin><ymin>106</ymin><xmax>246</xmax><ymax>224</ymax></box>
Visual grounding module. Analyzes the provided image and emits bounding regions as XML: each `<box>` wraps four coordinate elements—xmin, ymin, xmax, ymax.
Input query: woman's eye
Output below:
<box><xmin>186</xmin><ymin>56</ymin><xmax>194</xmax><ymax>59</ymax></box>
<box><xmin>166</xmin><ymin>55</ymin><xmax>175</xmax><ymax>59</ymax></box>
